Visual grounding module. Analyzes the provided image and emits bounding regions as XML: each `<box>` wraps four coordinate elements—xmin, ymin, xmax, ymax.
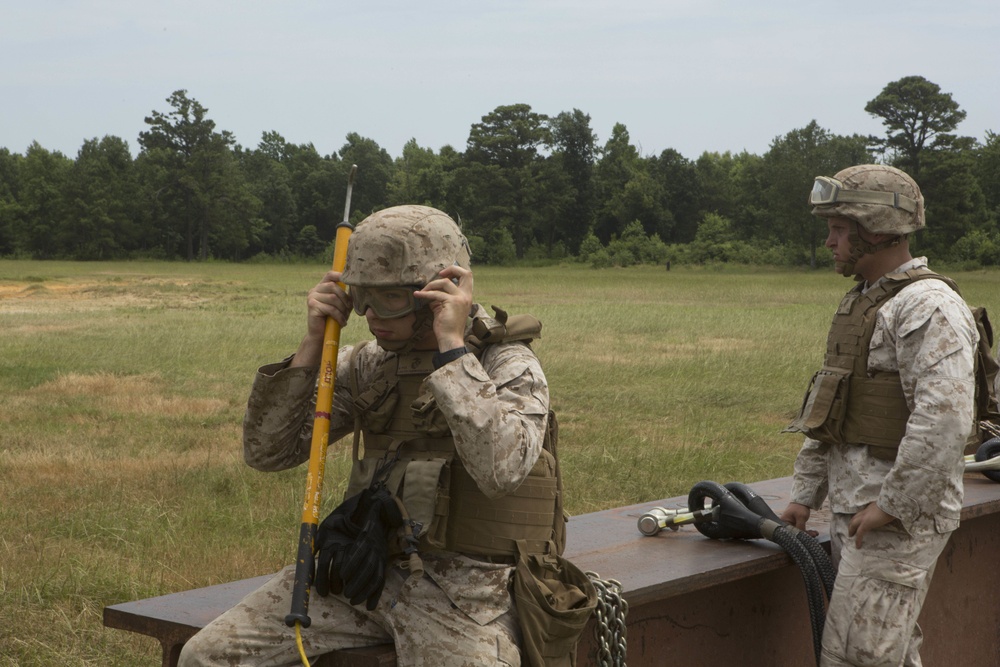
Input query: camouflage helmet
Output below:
<box><xmin>810</xmin><ymin>164</ymin><xmax>925</xmax><ymax>235</ymax></box>
<box><xmin>341</xmin><ymin>205</ymin><xmax>471</xmax><ymax>287</ymax></box>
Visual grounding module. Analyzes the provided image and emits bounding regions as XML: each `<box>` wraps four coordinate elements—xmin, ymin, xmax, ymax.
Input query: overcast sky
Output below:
<box><xmin>3</xmin><ymin>1</ymin><xmax>997</xmax><ymax>162</ymax></box>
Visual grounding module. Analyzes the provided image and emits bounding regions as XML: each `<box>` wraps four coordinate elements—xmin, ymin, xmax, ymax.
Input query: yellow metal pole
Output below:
<box><xmin>286</xmin><ymin>164</ymin><xmax>357</xmax><ymax>631</ymax></box>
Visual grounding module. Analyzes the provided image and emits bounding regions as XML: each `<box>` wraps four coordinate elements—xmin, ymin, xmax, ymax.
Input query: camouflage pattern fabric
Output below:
<box><xmin>242</xmin><ymin>305</ymin><xmax>550</xmax><ymax>496</ymax></box>
<box><xmin>180</xmin><ymin>309</ymin><xmax>548</xmax><ymax>666</ymax></box>
<box><xmin>178</xmin><ymin>555</ymin><xmax>522</xmax><ymax>666</ymax></box>
<box><xmin>340</xmin><ymin>205</ymin><xmax>471</xmax><ymax>288</ymax></box>
<box><xmin>820</xmin><ymin>513</ymin><xmax>948</xmax><ymax>667</ymax></box>
<box><xmin>790</xmin><ymin>257</ymin><xmax>978</xmax><ymax>665</ymax></box>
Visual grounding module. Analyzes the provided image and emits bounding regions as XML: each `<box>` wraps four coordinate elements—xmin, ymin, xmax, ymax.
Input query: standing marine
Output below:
<box><xmin>782</xmin><ymin>164</ymin><xmax>979</xmax><ymax>667</ymax></box>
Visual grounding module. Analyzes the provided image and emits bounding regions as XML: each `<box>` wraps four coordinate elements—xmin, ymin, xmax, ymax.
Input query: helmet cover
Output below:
<box><xmin>341</xmin><ymin>205</ymin><xmax>471</xmax><ymax>287</ymax></box>
<box><xmin>811</xmin><ymin>164</ymin><xmax>925</xmax><ymax>235</ymax></box>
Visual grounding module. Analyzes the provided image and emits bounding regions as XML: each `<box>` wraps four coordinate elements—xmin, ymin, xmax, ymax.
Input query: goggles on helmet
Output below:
<box><xmin>350</xmin><ymin>285</ymin><xmax>425</xmax><ymax>319</ymax></box>
<box><xmin>809</xmin><ymin>176</ymin><xmax>918</xmax><ymax>213</ymax></box>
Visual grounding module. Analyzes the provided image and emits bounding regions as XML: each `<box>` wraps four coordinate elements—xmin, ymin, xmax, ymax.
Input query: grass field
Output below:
<box><xmin>2</xmin><ymin>259</ymin><xmax>998</xmax><ymax>666</ymax></box>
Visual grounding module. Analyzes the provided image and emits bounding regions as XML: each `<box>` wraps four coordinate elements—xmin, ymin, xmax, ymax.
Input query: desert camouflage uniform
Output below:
<box><xmin>790</xmin><ymin>257</ymin><xmax>978</xmax><ymax>667</ymax></box>
<box><xmin>179</xmin><ymin>309</ymin><xmax>548</xmax><ymax>667</ymax></box>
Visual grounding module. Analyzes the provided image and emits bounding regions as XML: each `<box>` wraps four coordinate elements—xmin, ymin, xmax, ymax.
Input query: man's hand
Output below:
<box><xmin>414</xmin><ymin>265</ymin><xmax>474</xmax><ymax>352</ymax></box>
<box><xmin>779</xmin><ymin>502</ymin><xmax>817</xmax><ymax>536</ymax></box>
<box><xmin>291</xmin><ymin>271</ymin><xmax>352</xmax><ymax>368</ymax></box>
<box><xmin>848</xmin><ymin>502</ymin><xmax>895</xmax><ymax>548</ymax></box>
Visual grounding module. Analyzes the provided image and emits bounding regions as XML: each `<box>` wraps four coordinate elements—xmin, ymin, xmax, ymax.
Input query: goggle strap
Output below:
<box><xmin>813</xmin><ymin>185</ymin><xmax>918</xmax><ymax>214</ymax></box>
<box><xmin>834</xmin><ymin>189</ymin><xmax>917</xmax><ymax>213</ymax></box>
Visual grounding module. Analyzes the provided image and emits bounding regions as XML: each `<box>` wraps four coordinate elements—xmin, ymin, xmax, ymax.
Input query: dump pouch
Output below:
<box><xmin>513</xmin><ymin>540</ymin><xmax>597</xmax><ymax>667</ymax></box>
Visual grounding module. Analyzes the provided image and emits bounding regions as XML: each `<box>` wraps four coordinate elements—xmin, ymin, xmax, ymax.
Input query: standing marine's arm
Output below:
<box><xmin>877</xmin><ymin>286</ymin><xmax>977</xmax><ymax>533</ymax></box>
<box><xmin>789</xmin><ymin>436</ymin><xmax>831</xmax><ymax>510</ymax></box>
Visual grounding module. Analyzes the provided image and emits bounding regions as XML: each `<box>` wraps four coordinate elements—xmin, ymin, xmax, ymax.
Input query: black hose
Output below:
<box><xmin>792</xmin><ymin>529</ymin><xmax>836</xmax><ymax>599</ymax></box>
<box><xmin>689</xmin><ymin>480</ymin><xmax>837</xmax><ymax>667</ymax></box>
<box><xmin>724</xmin><ymin>482</ymin><xmax>784</xmax><ymax>524</ymax></box>
<box><xmin>724</xmin><ymin>482</ymin><xmax>837</xmax><ymax>599</ymax></box>
<box><xmin>771</xmin><ymin>526</ymin><xmax>826</xmax><ymax>666</ymax></box>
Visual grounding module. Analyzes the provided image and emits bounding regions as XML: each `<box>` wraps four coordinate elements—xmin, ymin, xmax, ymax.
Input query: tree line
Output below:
<box><xmin>2</xmin><ymin>76</ymin><xmax>998</xmax><ymax>268</ymax></box>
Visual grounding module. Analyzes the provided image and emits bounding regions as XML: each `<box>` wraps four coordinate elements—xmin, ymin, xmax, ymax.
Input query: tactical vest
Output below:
<box><xmin>343</xmin><ymin>310</ymin><xmax>565</xmax><ymax>560</ymax></box>
<box><xmin>786</xmin><ymin>268</ymin><xmax>976</xmax><ymax>460</ymax></box>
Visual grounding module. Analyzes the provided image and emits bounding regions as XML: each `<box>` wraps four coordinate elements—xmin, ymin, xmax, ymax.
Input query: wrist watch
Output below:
<box><xmin>433</xmin><ymin>345</ymin><xmax>469</xmax><ymax>369</ymax></box>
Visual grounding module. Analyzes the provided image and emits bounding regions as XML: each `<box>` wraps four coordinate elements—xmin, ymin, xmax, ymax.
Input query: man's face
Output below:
<box><xmin>825</xmin><ymin>215</ymin><xmax>892</xmax><ymax>278</ymax></box>
<box><xmin>364</xmin><ymin>308</ymin><xmax>437</xmax><ymax>350</ymax></box>
<box><xmin>824</xmin><ymin>216</ymin><xmax>854</xmax><ymax>276</ymax></box>
<box><xmin>365</xmin><ymin>309</ymin><xmax>416</xmax><ymax>342</ymax></box>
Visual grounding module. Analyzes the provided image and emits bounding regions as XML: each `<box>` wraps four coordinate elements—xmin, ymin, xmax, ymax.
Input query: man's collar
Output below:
<box><xmin>863</xmin><ymin>257</ymin><xmax>929</xmax><ymax>293</ymax></box>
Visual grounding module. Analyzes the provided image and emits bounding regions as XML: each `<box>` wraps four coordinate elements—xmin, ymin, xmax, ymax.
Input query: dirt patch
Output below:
<box><xmin>0</xmin><ymin>278</ymin><xmax>213</xmax><ymax>314</ymax></box>
<box><xmin>27</xmin><ymin>372</ymin><xmax>228</xmax><ymax>417</ymax></box>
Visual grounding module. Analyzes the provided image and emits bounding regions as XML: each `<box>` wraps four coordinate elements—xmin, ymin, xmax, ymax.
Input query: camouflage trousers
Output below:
<box><xmin>820</xmin><ymin>513</ymin><xmax>952</xmax><ymax>667</ymax></box>
<box><xmin>178</xmin><ymin>556</ymin><xmax>522</xmax><ymax>667</ymax></box>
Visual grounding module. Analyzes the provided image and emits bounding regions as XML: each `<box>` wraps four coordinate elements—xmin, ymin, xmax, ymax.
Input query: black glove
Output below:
<box><xmin>339</xmin><ymin>487</ymin><xmax>404</xmax><ymax>610</ymax></box>
<box><xmin>313</xmin><ymin>491</ymin><xmax>365</xmax><ymax>598</ymax></box>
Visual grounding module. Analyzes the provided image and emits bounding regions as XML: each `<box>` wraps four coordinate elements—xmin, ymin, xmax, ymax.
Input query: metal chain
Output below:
<box><xmin>586</xmin><ymin>571</ymin><xmax>628</xmax><ymax>667</ymax></box>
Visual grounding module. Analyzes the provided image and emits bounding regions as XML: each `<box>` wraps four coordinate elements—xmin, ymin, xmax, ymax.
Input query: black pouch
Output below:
<box><xmin>513</xmin><ymin>540</ymin><xmax>597</xmax><ymax>667</ymax></box>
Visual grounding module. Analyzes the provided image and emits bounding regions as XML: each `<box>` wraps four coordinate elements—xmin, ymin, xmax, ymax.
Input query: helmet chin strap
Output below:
<box><xmin>839</xmin><ymin>220</ymin><xmax>902</xmax><ymax>279</ymax></box>
<box><xmin>373</xmin><ymin>307</ymin><xmax>435</xmax><ymax>354</ymax></box>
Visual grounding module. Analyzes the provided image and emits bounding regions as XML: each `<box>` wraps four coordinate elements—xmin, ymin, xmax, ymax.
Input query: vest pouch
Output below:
<box><xmin>513</xmin><ymin>540</ymin><xmax>597</xmax><ymax>667</ymax></box>
<box><xmin>401</xmin><ymin>458</ymin><xmax>451</xmax><ymax>549</ymax></box>
<box><xmin>784</xmin><ymin>367</ymin><xmax>850</xmax><ymax>445</ymax></box>
<box><xmin>410</xmin><ymin>391</ymin><xmax>451</xmax><ymax>437</ymax></box>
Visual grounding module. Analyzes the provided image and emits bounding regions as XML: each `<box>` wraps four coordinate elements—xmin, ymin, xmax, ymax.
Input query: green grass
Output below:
<box><xmin>2</xmin><ymin>259</ymin><xmax>998</xmax><ymax>666</ymax></box>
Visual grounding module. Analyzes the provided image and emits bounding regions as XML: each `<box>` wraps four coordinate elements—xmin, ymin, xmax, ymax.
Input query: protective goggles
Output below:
<box><xmin>350</xmin><ymin>285</ymin><xmax>425</xmax><ymax>319</ymax></box>
<box><xmin>809</xmin><ymin>176</ymin><xmax>917</xmax><ymax>213</ymax></box>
